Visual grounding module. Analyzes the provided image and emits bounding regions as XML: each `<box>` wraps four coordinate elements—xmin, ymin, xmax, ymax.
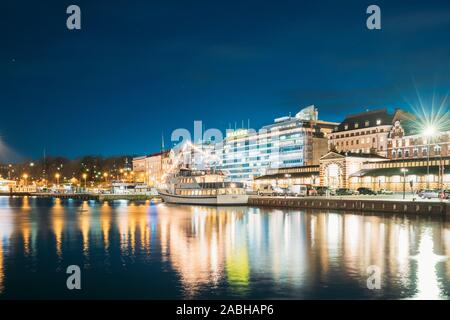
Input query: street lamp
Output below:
<box><xmin>55</xmin><ymin>173</ymin><xmax>60</xmax><ymax>186</ymax></box>
<box><xmin>22</xmin><ymin>174</ymin><xmax>28</xmax><ymax>186</ymax></box>
<box><xmin>103</xmin><ymin>172</ymin><xmax>108</xmax><ymax>183</ymax></box>
<box><xmin>423</xmin><ymin>125</ymin><xmax>437</xmax><ymax>189</ymax></box>
<box><xmin>82</xmin><ymin>173</ymin><xmax>87</xmax><ymax>189</ymax></box>
<box><xmin>284</xmin><ymin>174</ymin><xmax>291</xmax><ymax>196</ymax></box>
<box><xmin>400</xmin><ymin>168</ymin><xmax>408</xmax><ymax>200</ymax></box>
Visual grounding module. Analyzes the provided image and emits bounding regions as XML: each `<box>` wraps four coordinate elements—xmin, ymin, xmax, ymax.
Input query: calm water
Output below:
<box><xmin>0</xmin><ymin>196</ymin><xmax>449</xmax><ymax>299</ymax></box>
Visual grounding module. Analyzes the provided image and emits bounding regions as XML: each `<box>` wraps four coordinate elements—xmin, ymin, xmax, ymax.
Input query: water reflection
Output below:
<box><xmin>0</xmin><ymin>197</ymin><xmax>449</xmax><ymax>299</ymax></box>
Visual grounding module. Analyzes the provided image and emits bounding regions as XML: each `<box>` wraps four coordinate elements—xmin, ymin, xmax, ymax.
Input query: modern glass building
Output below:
<box><xmin>211</xmin><ymin>106</ymin><xmax>337</xmax><ymax>182</ymax></box>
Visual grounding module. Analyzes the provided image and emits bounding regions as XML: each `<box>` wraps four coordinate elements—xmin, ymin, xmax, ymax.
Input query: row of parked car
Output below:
<box><xmin>417</xmin><ymin>189</ymin><xmax>450</xmax><ymax>199</ymax></box>
<box><xmin>257</xmin><ymin>185</ymin><xmax>395</xmax><ymax>197</ymax></box>
<box><xmin>324</xmin><ymin>187</ymin><xmax>394</xmax><ymax>196</ymax></box>
<box><xmin>257</xmin><ymin>184</ymin><xmax>450</xmax><ymax>199</ymax></box>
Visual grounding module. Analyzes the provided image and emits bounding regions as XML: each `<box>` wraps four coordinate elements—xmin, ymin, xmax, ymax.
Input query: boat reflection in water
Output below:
<box><xmin>0</xmin><ymin>196</ymin><xmax>449</xmax><ymax>299</ymax></box>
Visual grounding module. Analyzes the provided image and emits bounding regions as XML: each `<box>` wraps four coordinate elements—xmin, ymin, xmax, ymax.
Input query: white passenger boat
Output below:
<box><xmin>157</xmin><ymin>168</ymin><xmax>249</xmax><ymax>205</ymax></box>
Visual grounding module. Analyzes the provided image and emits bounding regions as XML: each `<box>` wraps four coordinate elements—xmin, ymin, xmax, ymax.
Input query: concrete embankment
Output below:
<box><xmin>249</xmin><ymin>196</ymin><xmax>449</xmax><ymax>216</ymax></box>
<box><xmin>98</xmin><ymin>194</ymin><xmax>160</xmax><ymax>201</ymax></box>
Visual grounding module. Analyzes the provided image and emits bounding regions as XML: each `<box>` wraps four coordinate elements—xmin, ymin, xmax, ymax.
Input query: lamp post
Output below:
<box><xmin>55</xmin><ymin>173</ymin><xmax>60</xmax><ymax>187</ymax></box>
<box><xmin>401</xmin><ymin>168</ymin><xmax>408</xmax><ymax>200</ymax></box>
<box><xmin>82</xmin><ymin>173</ymin><xmax>87</xmax><ymax>189</ymax></box>
<box><xmin>22</xmin><ymin>174</ymin><xmax>28</xmax><ymax>187</ymax></box>
<box><xmin>423</xmin><ymin>126</ymin><xmax>437</xmax><ymax>189</ymax></box>
<box><xmin>285</xmin><ymin>173</ymin><xmax>291</xmax><ymax>196</ymax></box>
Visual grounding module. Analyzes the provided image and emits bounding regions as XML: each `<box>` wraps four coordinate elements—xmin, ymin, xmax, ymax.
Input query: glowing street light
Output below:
<box><xmin>422</xmin><ymin>125</ymin><xmax>438</xmax><ymax>189</ymax></box>
<box><xmin>423</xmin><ymin>125</ymin><xmax>437</xmax><ymax>138</ymax></box>
<box><xmin>22</xmin><ymin>173</ymin><xmax>28</xmax><ymax>186</ymax></box>
<box><xmin>82</xmin><ymin>173</ymin><xmax>88</xmax><ymax>189</ymax></box>
<box><xmin>55</xmin><ymin>173</ymin><xmax>60</xmax><ymax>186</ymax></box>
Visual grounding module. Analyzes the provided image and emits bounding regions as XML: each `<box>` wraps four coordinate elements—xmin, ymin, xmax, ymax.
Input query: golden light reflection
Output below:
<box><xmin>100</xmin><ymin>202</ymin><xmax>112</xmax><ymax>253</ymax></box>
<box><xmin>412</xmin><ymin>227</ymin><xmax>446</xmax><ymax>300</ymax></box>
<box><xmin>52</xmin><ymin>198</ymin><xmax>64</xmax><ymax>258</ymax></box>
<box><xmin>158</xmin><ymin>205</ymin><xmax>234</xmax><ymax>297</ymax></box>
<box><xmin>79</xmin><ymin>207</ymin><xmax>90</xmax><ymax>258</ymax></box>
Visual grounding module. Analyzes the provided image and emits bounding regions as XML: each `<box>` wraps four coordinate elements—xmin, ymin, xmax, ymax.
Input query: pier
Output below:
<box><xmin>249</xmin><ymin>196</ymin><xmax>450</xmax><ymax>216</ymax></box>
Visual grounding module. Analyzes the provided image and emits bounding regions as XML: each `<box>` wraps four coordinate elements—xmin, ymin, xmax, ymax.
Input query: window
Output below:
<box><xmin>355</xmin><ymin>123</ymin><xmax>359</xmax><ymax>128</ymax></box>
<box><xmin>365</xmin><ymin>121</ymin><xmax>370</xmax><ymax>127</ymax></box>
<box><xmin>344</xmin><ymin>125</ymin><xmax>349</xmax><ymax>130</ymax></box>
<box><xmin>376</xmin><ymin>119</ymin><xmax>381</xmax><ymax>125</ymax></box>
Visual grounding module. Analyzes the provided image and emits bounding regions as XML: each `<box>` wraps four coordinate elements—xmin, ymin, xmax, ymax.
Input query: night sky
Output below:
<box><xmin>1</xmin><ymin>0</ymin><xmax>450</xmax><ymax>160</ymax></box>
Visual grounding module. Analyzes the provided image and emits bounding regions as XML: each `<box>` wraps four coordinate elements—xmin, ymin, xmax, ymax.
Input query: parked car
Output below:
<box><xmin>335</xmin><ymin>188</ymin><xmax>356</xmax><ymax>196</ymax></box>
<box><xmin>418</xmin><ymin>189</ymin><xmax>440</xmax><ymax>199</ymax></box>
<box><xmin>308</xmin><ymin>186</ymin><xmax>318</xmax><ymax>196</ymax></box>
<box><xmin>443</xmin><ymin>190</ymin><xmax>450</xmax><ymax>199</ymax></box>
<box><xmin>289</xmin><ymin>184</ymin><xmax>308</xmax><ymax>197</ymax></box>
<box><xmin>357</xmin><ymin>187</ymin><xmax>377</xmax><ymax>195</ymax></box>
<box><xmin>258</xmin><ymin>185</ymin><xmax>285</xmax><ymax>196</ymax></box>
<box><xmin>315</xmin><ymin>186</ymin><xmax>329</xmax><ymax>196</ymax></box>
<box><xmin>377</xmin><ymin>188</ymin><xmax>394</xmax><ymax>195</ymax></box>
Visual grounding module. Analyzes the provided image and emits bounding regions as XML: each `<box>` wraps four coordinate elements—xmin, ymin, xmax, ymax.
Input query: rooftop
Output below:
<box><xmin>334</xmin><ymin>109</ymin><xmax>394</xmax><ymax>132</ymax></box>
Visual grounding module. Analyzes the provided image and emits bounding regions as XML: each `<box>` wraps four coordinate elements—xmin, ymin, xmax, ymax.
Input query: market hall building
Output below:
<box><xmin>255</xmin><ymin>109</ymin><xmax>450</xmax><ymax>192</ymax></box>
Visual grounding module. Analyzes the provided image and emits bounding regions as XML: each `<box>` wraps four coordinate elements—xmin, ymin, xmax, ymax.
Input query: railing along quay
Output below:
<box><xmin>248</xmin><ymin>196</ymin><xmax>450</xmax><ymax>216</ymax></box>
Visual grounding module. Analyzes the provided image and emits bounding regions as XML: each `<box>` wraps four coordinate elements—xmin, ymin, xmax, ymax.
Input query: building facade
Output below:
<box><xmin>215</xmin><ymin>106</ymin><xmax>337</xmax><ymax>182</ymax></box>
<box><xmin>132</xmin><ymin>151</ymin><xmax>171</xmax><ymax>186</ymax></box>
<box><xmin>328</xmin><ymin>109</ymin><xmax>404</xmax><ymax>157</ymax></box>
<box><xmin>387</xmin><ymin>119</ymin><xmax>450</xmax><ymax>160</ymax></box>
<box><xmin>348</xmin><ymin>156</ymin><xmax>449</xmax><ymax>192</ymax></box>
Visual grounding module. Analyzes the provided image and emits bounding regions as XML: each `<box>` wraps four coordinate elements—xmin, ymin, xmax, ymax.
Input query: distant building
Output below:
<box><xmin>132</xmin><ymin>151</ymin><xmax>171</xmax><ymax>186</ymax></box>
<box><xmin>0</xmin><ymin>178</ymin><xmax>15</xmax><ymax>193</ymax></box>
<box><xmin>328</xmin><ymin>109</ymin><xmax>413</xmax><ymax>157</ymax></box>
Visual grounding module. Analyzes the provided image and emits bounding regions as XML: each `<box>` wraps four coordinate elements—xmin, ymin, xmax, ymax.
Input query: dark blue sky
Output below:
<box><xmin>1</xmin><ymin>0</ymin><xmax>450</xmax><ymax>160</ymax></box>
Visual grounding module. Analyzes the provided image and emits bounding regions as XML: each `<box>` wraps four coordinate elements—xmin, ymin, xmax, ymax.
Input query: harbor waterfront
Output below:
<box><xmin>249</xmin><ymin>196</ymin><xmax>450</xmax><ymax>216</ymax></box>
<box><xmin>0</xmin><ymin>196</ymin><xmax>450</xmax><ymax>299</ymax></box>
